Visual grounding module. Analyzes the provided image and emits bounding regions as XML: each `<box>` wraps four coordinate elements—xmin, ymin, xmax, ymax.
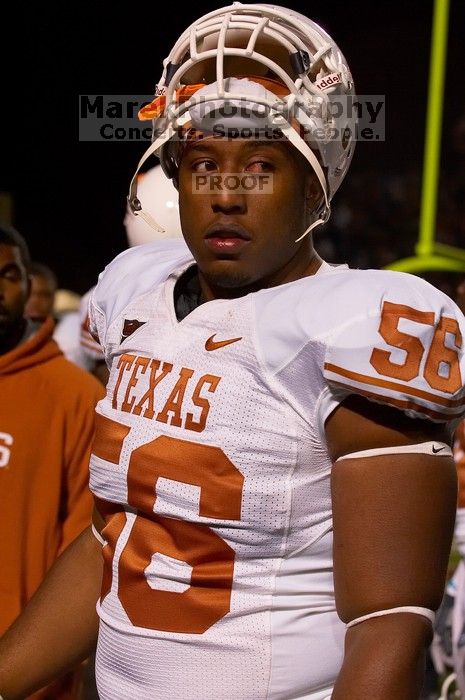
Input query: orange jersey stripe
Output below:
<box><xmin>325</xmin><ymin>362</ymin><xmax>465</xmax><ymax>409</ymax></box>
<box><xmin>328</xmin><ymin>378</ymin><xmax>460</xmax><ymax>421</ymax></box>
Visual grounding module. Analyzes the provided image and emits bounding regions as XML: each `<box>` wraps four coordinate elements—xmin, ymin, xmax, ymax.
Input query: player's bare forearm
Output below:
<box><xmin>0</xmin><ymin>526</ymin><xmax>102</xmax><ymax>700</ymax></box>
<box><xmin>332</xmin><ymin>613</ymin><xmax>432</xmax><ymax>699</ymax></box>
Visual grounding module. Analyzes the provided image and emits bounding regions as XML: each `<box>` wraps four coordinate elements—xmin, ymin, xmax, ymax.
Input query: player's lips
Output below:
<box><xmin>204</xmin><ymin>223</ymin><xmax>252</xmax><ymax>254</ymax></box>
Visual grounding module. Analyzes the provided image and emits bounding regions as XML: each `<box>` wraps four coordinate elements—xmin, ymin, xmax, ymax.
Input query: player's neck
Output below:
<box><xmin>198</xmin><ymin>250</ymin><xmax>324</xmax><ymax>302</ymax></box>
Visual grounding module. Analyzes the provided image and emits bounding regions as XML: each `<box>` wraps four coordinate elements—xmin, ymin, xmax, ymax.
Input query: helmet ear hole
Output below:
<box><xmin>160</xmin><ymin>143</ymin><xmax>179</xmax><ymax>181</ymax></box>
<box><xmin>160</xmin><ymin>154</ymin><xmax>176</xmax><ymax>180</ymax></box>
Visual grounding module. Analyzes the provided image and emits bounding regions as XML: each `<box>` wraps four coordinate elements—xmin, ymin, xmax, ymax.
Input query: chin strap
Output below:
<box><xmin>294</xmin><ymin>208</ymin><xmax>331</xmax><ymax>242</ymax></box>
<box><xmin>273</xmin><ymin>113</ymin><xmax>330</xmax><ymax>241</ymax></box>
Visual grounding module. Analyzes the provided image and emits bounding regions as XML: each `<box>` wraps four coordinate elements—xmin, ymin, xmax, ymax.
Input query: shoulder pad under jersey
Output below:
<box><xmin>88</xmin><ymin>239</ymin><xmax>193</xmax><ymax>351</ymax></box>
<box><xmin>254</xmin><ymin>267</ymin><xmax>465</xmax><ymax>428</ymax></box>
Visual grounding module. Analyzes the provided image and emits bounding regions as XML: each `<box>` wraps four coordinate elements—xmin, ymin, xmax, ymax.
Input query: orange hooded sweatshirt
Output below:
<box><xmin>0</xmin><ymin>317</ymin><xmax>104</xmax><ymax>696</ymax></box>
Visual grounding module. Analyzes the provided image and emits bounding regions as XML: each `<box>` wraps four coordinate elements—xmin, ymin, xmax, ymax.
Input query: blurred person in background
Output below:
<box><xmin>24</xmin><ymin>263</ymin><xmax>93</xmax><ymax>376</ymax></box>
<box><xmin>430</xmin><ymin>421</ymin><xmax>465</xmax><ymax>700</ymax></box>
<box><xmin>0</xmin><ymin>223</ymin><xmax>105</xmax><ymax>699</ymax></box>
<box><xmin>53</xmin><ymin>289</ymin><xmax>96</xmax><ymax>373</ymax></box>
<box><xmin>24</xmin><ymin>261</ymin><xmax>57</xmax><ymax>323</ymax></box>
<box><xmin>429</xmin><ymin>277</ymin><xmax>465</xmax><ymax>698</ymax></box>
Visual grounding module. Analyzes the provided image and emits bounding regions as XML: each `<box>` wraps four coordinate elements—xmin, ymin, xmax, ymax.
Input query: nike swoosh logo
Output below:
<box><xmin>432</xmin><ymin>445</ymin><xmax>446</xmax><ymax>454</ymax></box>
<box><xmin>205</xmin><ymin>334</ymin><xmax>242</xmax><ymax>351</ymax></box>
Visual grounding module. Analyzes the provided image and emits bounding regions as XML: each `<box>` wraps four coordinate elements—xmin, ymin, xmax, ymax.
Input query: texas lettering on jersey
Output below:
<box><xmin>111</xmin><ymin>353</ymin><xmax>221</xmax><ymax>433</ymax></box>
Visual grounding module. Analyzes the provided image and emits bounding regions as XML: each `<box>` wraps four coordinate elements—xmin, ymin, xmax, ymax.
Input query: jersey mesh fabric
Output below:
<box><xmin>90</xmin><ymin>266</ymin><xmax>346</xmax><ymax>699</ymax></box>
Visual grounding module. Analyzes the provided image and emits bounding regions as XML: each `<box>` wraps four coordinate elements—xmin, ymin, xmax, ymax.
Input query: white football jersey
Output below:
<box><xmin>88</xmin><ymin>240</ymin><xmax>465</xmax><ymax>700</ymax></box>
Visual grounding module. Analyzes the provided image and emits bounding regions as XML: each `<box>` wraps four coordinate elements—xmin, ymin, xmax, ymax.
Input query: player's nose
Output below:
<box><xmin>210</xmin><ymin>184</ymin><xmax>247</xmax><ymax>215</ymax></box>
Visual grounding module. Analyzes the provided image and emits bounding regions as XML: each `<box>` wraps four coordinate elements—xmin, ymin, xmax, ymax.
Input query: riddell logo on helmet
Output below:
<box><xmin>314</xmin><ymin>72</ymin><xmax>342</xmax><ymax>91</ymax></box>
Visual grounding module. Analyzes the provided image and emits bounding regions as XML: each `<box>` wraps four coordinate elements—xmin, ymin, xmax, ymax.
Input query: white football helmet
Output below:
<box><xmin>128</xmin><ymin>2</ymin><xmax>357</xmax><ymax>240</ymax></box>
<box><xmin>123</xmin><ymin>165</ymin><xmax>182</xmax><ymax>245</ymax></box>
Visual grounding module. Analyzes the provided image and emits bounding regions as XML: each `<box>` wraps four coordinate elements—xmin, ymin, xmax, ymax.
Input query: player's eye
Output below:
<box><xmin>1</xmin><ymin>267</ymin><xmax>21</xmax><ymax>282</ymax></box>
<box><xmin>191</xmin><ymin>159</ymin><xmax>217</xmax><ymax>173</ymax></box>
<box><xmin>244</xmin><ymin>160</ymin><xmax>274</xmax><ymax>173</ymax></box>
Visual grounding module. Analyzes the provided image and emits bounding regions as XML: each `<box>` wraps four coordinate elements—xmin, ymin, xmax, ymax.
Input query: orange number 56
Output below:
<box><xmin>370</xmin><ymin>301</ymin><xmax>462</xmax><ymax>392</ymax></box>
<box><xmin>93</xmin><ymin>414</ymin><xmax>244</xmax><ymax>634</ymax></box>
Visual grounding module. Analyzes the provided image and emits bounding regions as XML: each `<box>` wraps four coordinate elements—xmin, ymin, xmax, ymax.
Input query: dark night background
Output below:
<box><xmin>1</xmin><ymin>1</ymin><xmax>464</xmax><ymax>294</ymax></box>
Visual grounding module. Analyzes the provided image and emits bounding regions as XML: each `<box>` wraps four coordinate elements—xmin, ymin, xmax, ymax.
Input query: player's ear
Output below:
<box><xmin>305</xmin><ymin>172</ymin><xmax>323</xmax><ymax>213</ymax></box>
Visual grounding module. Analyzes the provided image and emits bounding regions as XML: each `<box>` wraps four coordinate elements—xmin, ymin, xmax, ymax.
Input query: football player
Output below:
<box><xmin>0</xmin><ymin>4</ymin><xmax>464</xmax><ymax>699</ymax></box>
